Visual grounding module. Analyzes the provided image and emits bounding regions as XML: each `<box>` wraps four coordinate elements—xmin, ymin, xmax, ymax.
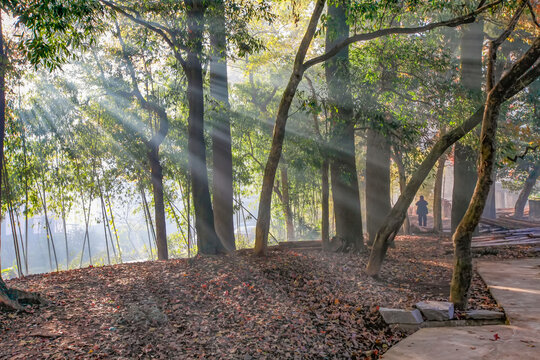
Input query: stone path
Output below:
<box><xmin>382</xmin><ymin>258</ymin><xmax>540</xmax><ymax>359</ymax></box>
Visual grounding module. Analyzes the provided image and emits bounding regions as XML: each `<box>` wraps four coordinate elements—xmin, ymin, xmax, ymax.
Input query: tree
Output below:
<box><xmin>209</xmin><ymin>0</ymin><xmax>235</xmax><ymax>251</ymax></box>
<box><xmin>115</xmin><ymin>22</ymin><xmax>170</xmax><ymax>260</ymax></box>
<box><xmin>514</xmin><ymin>160</ymin><xmax>540</xmax><ymax>218</ymax></box>
<box><xmin>254</xmin><ymin>0</ymin><xmax>326</xmax><ymax>256</ymax></box>
<box><xmin>451</xmin><ymin>19</ymin><xmax>484</xmax><ymax>232</ymax></box>
<box><xmin>0</xmin><ymin>0</ymin><xmax>103</xmax><ymax>310</ymax></box>
<box><xmin>102</xmin><ymin>0</ymin><xmax>267</xmax><ymax>254</ymax></box>
<box><xmin>451</xmin><ymin>3</ymin><xmax>539</xmax><ymax>309</ymax></box>
<box><xmin>432</xmin><ymin>147</ymin><xmax>447</xmax><ymax>232</ymax></box>
<box><xmin>326</xmin><ymin>0</ymin><xmax>364</xmax><ymax>252</ymax></box>
<box><xmin>366</xmin><ymin>56</ymin><xmax>539</xmax><ymax>276</ymax></box>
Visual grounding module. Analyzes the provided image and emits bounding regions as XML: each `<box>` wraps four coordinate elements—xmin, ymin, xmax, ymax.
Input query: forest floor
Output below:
<box><xmin>0</xmin><ymin>234</ymin><xmax>537</xmax><ymax>359</ymax></box>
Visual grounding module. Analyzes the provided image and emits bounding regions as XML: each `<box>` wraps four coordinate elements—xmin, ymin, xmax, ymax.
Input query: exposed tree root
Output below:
<box><xmin>0</xmin><ymin>280</ymin><xmax>47</xmax><ymax>312</ymax></box>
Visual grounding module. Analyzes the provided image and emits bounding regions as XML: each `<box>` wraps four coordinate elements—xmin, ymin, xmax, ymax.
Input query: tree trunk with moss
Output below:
<box><xmin>451</xmin><ymin>8</ymin><xmax>537</xmax><ymax>309</ymax></box>
<box><xmin>253</xmin><ymin>0</ymin><xmax>325</xmax><ymax>256</ymax></box>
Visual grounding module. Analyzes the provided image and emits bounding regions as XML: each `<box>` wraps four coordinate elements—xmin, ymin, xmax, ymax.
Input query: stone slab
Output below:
<box><xmin>379</xmin><ymin>308</ymin><xmax>423</xmax><ymax>324</ymax></box>
<box><xmin>477</xmin><ymin>259</ymin><xmax>540</xmax><ymax>332</ymax></box>
<box><xmin>466</xmin><ymin>309</ymin><xmax>505</xmax><ymax>320</ymax></box>
<box><xmin>416</xmin><ymin>301</ymin><xmax>454</xmax><ymax>321</ymax></box>
<box><xmin>382</xmin><ymin>258</ymin><xmax>540</xmax><ymax>359</ymax></box>
<box><xmin>392</xmin><ymin>318</ymin><xmax>505</xmax><ymax>332</ymax></box>
<box><xmin>382</xmin><ymin>325</ymin><xmax>540</xmax><ymax>359</ymax></box>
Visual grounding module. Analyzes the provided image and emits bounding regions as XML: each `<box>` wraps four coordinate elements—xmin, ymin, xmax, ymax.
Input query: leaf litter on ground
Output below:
<box><xmin>0</xmin><ymin>234</ymin><xmax>535</xmax><ymax>359</ymax></box>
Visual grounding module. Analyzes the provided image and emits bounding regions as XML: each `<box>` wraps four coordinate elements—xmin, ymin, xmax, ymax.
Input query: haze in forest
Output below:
<box><xmin>0</xmin><ymin>0</ymin><xmax>538</xmax><ymax>317</ymax></box>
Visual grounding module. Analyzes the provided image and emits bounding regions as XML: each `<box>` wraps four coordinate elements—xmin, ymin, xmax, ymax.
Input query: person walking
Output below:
<box><xmin>416</xmin><ymin>195</ymin><xmax>428</xmax><ymax>227</ymax></box>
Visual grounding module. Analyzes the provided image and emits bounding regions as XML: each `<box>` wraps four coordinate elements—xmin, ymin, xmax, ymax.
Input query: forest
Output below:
<box><xmin>0</xmin><ymin>0</ymin><xmax>539</xmax><ymax>358</ymax></box>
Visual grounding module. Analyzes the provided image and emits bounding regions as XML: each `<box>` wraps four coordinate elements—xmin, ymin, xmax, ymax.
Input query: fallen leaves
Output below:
<box><xmin>0</xmin><ymin>234</ymin><xmax>529</xmax><ymax>359</ymax></box>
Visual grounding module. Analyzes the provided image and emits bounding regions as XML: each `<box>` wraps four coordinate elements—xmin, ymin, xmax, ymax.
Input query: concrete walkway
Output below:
<box><xmin>382</xmin><ymin>258</ymin><xmax>540</xmax><ymax>359</ymax></box>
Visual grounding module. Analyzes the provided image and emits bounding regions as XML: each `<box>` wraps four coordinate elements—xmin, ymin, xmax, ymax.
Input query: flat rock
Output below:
<box><xmin>379</xmin><ymin>308</ymin><xmax>423</xmax><ymax>324</ymax></box>
<box><xmin>465</xmin><ymin>309</ymin><xmax>505</xmax><ymax>320</ymax></box>
<box><xmin>416</xmin><ymin>301</ymin><xmax>454</xmax><ymax>321</ymax></box>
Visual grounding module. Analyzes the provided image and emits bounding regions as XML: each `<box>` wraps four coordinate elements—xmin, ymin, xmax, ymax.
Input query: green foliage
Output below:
<box><xmin>3</xmin><ymin>0</ymin><xmax>106</xmax><ymax>69</ymax></box>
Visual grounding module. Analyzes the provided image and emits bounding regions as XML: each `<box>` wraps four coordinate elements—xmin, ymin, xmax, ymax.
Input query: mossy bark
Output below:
<box><xmin>451</xmin><ymin>10</ymin><xmax>538</xmax><ymax>308</ymax></box>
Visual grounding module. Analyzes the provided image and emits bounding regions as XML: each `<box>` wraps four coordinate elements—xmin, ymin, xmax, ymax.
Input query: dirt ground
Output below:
<box><xmin>1</xmin><ymin>235</ymin><xmax>537</xmax><ymax>359</ymax></box>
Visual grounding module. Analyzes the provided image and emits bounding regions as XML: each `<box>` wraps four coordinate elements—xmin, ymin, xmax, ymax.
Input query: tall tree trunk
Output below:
<box><xmin>451</xmin><ymin>143</ymin><xmax>478</xmax><ymax>232</ymax></box>
<box><xmin>253</xmin><ymin>0</ymin><xmax>325</xmax><ymax>256</ymax></box>
<box><xmin>149</xmin><ymin>146</ymin><xmax>168</xmax><ymax>260</ymax></box>
<box><xmin>326</xmin><ymin>0</ymin><xmax>364</xmax><ymax>252</ymax></box>
<box><xmin>514</xmin><ymin>162</ymin><xmax>540</xmax><ymax>218</ymax></box>
<box><xmin>22</xmin><ymin>125</ymin><xmax>29</xmax><ymax>273</ymax></box>
<box><xmin>140</xmin><ymin>187</ymin><xmax>156</xmax><ymax>258</ymax></box>
<box><xmin>116</xmin><ymin>22</ymin><xmax>169</xmax><ymax>260</ymax></box>
<box><xmin>0</xmin><ymin>9</ymin><xmax>7</xmax><ymax>290</ymax></box>
<box><xmin>321</xmin><ymin>158</ymin><xmax>330</xmax><ymax>248</ymax></box>
<box><xmin>482</xmin><ymin>180</ymin><xmax>497</xmax><ymax>219</ymax></box>
<box><xmin>451</xmin><ymin>5</ymin><xmax>536</xmax><ymax>309</ymax></box>
<box><xmin>186</xmin><ymin>0</ymin><xmax>222</xmax><ymax>255</ymax></box>
<box><xmin>209</xmin><ymin>0</ymin><xmax>235</xmax><ymax>252</ymax></box>
<box><xmin>105</xmin><ymin>189</ymin><xmax>122</xmax><ymax>263</ymax></box>
<box><xmin>433</xmin><ymin>154</ymin><xmax>446</xmax><ymax>232</ymax></box>
<box><xmin>0</xmin><ymin>13</ymin><xmax>43</xmax><ymax>309</ymax></box>
<box><xmin>281</xmin><ymin>164</ymin><xmax>295</xmax><ymax>241</ymax></box>
<box><xmin>60</xmin><ymin>189</ymin><xmax>69</xmax><ymax>269</ymax></box>
<box><xmin>451</xmin><ymin>19</ymin><xmax>484</xmax><ymax>233</ymax></box>
<box><xmin>38</xmin><ymin>177</ymin><xmax>59</xmax><ymax>272</ymax></box>
<box><xmin>392</xmin><ymin>148</ymin><xmax>410</xmax><ymax>235</ymax></box>
<box><xmin>366</xmin><ymin>129</ymin><xmax>391</xmax><ymax>245</ymax></box>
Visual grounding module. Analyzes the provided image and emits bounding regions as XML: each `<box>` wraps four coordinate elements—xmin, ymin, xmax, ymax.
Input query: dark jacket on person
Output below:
<box><xmin>416</xmin><ymin>199</ymin><xmax>428</xmax><ymax>215</ymax></box>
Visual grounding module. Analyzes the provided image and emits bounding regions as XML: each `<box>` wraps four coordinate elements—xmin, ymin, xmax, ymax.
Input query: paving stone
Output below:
<box><xmin>379</xmin><ymin>308</ymin><xmax>423</xmax><ymax>324</ymax></box>
<box><xmin>416</xmin><ymin>301</ymin><xmax>454</xmax><ymax>321</ymax></box>
<box><xmin>465</xmin><ymin>309</ymin><xmax>505</xmax><ymax>320</ymax></box>
<box><xmin>383</xmin><ymin>259</ymin><xmax>540</xmax><ymax>359</ymax></box>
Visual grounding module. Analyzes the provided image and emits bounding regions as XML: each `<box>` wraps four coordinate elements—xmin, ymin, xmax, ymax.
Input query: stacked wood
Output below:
<box><xmin>497</xmin><ymin>208</ymin><xmax>529</xmax><ymax>218</ymax></box>
<box><xmin>471</xmin><ymin>227</ymin><xmax>540</xmax><ymax>248</ymax></box>
<box><xmin>479</xmin><ymin>216</ymin><xmax>540</xmax><ymax>230</ymax></box>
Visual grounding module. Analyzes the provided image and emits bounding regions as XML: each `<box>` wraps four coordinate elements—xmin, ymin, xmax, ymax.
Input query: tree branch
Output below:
<box><xmin>527</xmin><ymin>0</ymin><xmax>540</xmax><ymax>28</ymax></box>
<box><xmin>507</xmin><ymin>145</ymin><xmax>540</xmax><ymax>162</ymax></box>
<box><xmin>486</xmin><ymin>0</ymin><xmax>527</xmax><ymax>91</ymax></box>
<box><xmin>303</xmin><ymin>0</ymin><xmax>503</xmax><ymax>71</ymax></box>
<box><xmin>100</xmin><ymin>0</ymin><xmax>186</xmax><ymax>69</ymax></box>
<box><xmin>115</xmin><ymin>21</ymin><xmax>169</xmax><ymax>148</ymax></box>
